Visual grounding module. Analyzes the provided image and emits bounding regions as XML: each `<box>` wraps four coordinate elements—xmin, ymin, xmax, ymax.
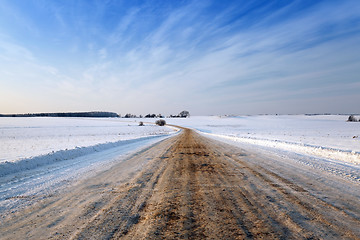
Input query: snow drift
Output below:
<box><xmin>0</xmin><ymin>135</ymin><xmax>166</xmax><ymax>177</ymax></box>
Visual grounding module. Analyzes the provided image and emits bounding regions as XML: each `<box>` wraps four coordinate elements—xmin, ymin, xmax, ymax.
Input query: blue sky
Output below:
<box><xmin>0</xmin><ymin>0</ymin><xmax>359</xmax><ymax>115</ymax></box>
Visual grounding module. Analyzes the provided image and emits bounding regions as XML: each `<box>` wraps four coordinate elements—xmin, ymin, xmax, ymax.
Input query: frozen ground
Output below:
<box><xmin>165</xmin><ymin>115</ymin><xmax>360</xmax><ymax>165</ymax></box>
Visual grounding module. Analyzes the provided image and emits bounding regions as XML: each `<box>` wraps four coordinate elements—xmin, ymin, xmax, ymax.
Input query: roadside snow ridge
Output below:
<box><xmin>0</xmin><ymin>135</ymin><xmax>165</xmax><ymax>177</ymax></box>
<box><xmin>202</xmin><ymin>132</ymin><xmax>360</xmax><ymax>165</ymax></box>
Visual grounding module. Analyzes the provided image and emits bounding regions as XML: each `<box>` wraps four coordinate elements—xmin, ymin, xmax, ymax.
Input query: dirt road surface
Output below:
<box><xmin>1</xmin><ymin>129</ymin><xmax>359</xmax><ymax>239</ymax></box>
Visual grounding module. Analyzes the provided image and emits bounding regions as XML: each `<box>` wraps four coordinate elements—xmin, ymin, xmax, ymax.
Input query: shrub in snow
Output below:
<box><xmin>347</xmin><ymin>115</ymin><xmax>358</xmax><ymax>122</ymax></box>
<box><xmin>156</xmin><ymin>119</ymin><xmax>166</xmax><ymax>126</ymax></box>
<box><xmin>139</xmin><ymin>121</ymin><xmax>144</xmax><ymax>126</ymax></box>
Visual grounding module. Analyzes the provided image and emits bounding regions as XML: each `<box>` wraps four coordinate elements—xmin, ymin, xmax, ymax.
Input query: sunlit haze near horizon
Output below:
<box><xmin>0</xmin><ymin>0</ymin><xmax>359</xmax><ymax>115</ymax></box>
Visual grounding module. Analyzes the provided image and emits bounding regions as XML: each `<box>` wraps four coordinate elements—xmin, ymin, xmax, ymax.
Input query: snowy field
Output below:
<box><xmin>2</xmin><ymin>115</ymin><xmax>358</xmax><ymax>177</ymax></box>
<box><xmin>165</xmin><ymin>115</ymin><xmax>360</xmax><ymax>165</ymax></box>
<box><xmin>0</xmin><ymin>117</ymin><xmax>177</xmax><ymax>176</ymax></box>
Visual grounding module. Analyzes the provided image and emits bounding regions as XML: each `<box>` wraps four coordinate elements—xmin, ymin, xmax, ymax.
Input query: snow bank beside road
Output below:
<box><xmin>0</xmin><ymin>133</ymin><xmax>178</xmax><ymax>214</ymax></box>
<box><xmin>0</xmin><ymin>117</ymin><xmax>176</xmax><ymax>164</ymax></box>
<box><xmin>0</xmin><ymin>135</ymin><xmax>167</xmax><ymax>177</ymax></box>
<box><xmin>166</xmin><ymin>115</ymin><xmax>360</xmax><ymax>165</ymax></box>
<box><xmin>0</xmin><ymin>117</ymin><xmax>178</xmax><ymax>177</ymax></box>
<box><xmin>202</xmin><ymin>132</ymin><xmax>360</xmax><ymax>165</ymax></box>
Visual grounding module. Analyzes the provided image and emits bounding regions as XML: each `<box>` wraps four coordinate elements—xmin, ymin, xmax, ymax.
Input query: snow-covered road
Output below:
<box><xmin>164</xmin><ymin>115</ymin><xmax>360</xmax><ymax>184</ymax></box>
<box><xmin>203</xmin><ymin>132</ymin><xmax>360</xmax><ymax>184</ymax></box>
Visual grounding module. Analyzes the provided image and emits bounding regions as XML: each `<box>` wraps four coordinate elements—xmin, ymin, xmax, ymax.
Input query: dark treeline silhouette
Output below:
<box><xmin>0</xmin><ymin>112</ymin><xmax>119</xmax><ymax>118</ymax></box>
<box><xmin>144</xmin><ymin>114</ymin><xmax>164</xmax><ymax>118</ymax></box>
<box><xmin>169</xmin><ymin>110</ymin><xmax>190</xmax><ymax>118</ymax></box>
<box><xmin>124</xmin><ymin>113</ymin><xmax>138</xmax><ymax>118</ymax></box>
<box><xmin>0</xmin><ymin>110</ymin><xmax>191</xmax><ymax>119</ymax></box>
<box><xmin>123</xmin><ymin>113</ymin><xmax>164</xmax><ymax>118</ymax></box>
<box><xmin>121</xmin><ymin>111</ymin><xmax>190</xmax><ymax>118</ymax></box>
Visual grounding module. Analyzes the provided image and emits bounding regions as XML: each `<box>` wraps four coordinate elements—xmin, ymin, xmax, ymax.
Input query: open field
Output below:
<box><xmin>0</xmin><ymin>117</ymin><xmax>176</xmax><ymax>164</ymax></box>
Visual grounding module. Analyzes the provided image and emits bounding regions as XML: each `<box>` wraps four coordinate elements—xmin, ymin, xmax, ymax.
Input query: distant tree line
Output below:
<box><xmin>122</xmin><ymin>111</ymin><xmax>190</xmax><ymax>118</ymax></box>
<box><xmin>123</xmin><ymin>113</ymin><xmax>164</xmax><ymax>118</ymax></box>
<box><xmin>0</xmin><ymin>110</ymin><xmax>190</xmax><ymax>119</ymax></box>
<box><xmin>169</xmin><ymin>110</ymin><xmax>190</xmax><ymax>118</ymax></box>
<box><xmin>145</xmin><ymin>113</ymin><xmax>164</xmax><ymax>118</ymax></box>
<box><xmin>123</xmin><ymin>113</ymin><xmax>139</xmax><ymax>118</ymax></box>
<box><xmin>0</xmin><ymin>112</ymin><xmax>119</xmax><ymax>118</ymax></box>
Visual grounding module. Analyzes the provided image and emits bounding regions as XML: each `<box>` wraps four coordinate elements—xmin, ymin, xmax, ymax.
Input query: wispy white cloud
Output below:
<box><xmin>0</xmin><ymin>0</ymin><xmax>359</xmax><ymax>114</ymax></box>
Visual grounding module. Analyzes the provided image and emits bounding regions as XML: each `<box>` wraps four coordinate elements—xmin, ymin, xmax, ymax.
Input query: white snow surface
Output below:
<box><xmin>0</xmin><ymin>117</ymin><xmax>177</xmax><ymax>176</ymax></box>
<box><xmin>166</xmin><ymin>115</ymin><xmax>360</xmax><ymax>165</ymax></box>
